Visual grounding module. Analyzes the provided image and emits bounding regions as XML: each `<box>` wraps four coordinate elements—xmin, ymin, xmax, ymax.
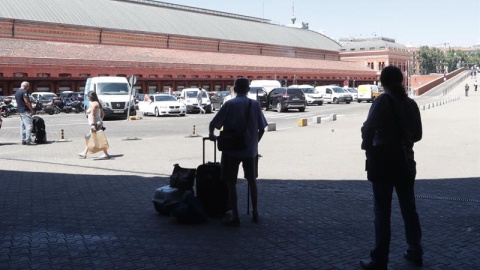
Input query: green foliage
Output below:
<box><xmin>418</xmin><ymin>46</ymin><xmax>479</xmax><ymax>74</ymax></box>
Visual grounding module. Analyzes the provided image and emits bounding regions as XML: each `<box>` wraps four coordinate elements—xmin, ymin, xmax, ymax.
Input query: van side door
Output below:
<box><xmin>325</xmin><ymin>88</ymin><xmax>333</xmax><ymax>103</ymax></box>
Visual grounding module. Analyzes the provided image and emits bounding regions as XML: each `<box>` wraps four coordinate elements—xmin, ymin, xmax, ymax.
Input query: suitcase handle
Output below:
<box><xmin>202</xmin><ymin>137</ymin><xmax>217</xmax><ymax>164</ymax></box>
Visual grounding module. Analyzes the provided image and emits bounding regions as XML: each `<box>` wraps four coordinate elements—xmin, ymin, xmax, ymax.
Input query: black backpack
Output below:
<box><xmin>33</xmin><ymin>116</ymin><xmax>47</xmax><ymax>144</ymax></box>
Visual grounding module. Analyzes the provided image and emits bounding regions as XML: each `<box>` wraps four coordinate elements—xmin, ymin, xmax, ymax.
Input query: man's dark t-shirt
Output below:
<box><xmin>15</xmin><ymin>88</ymin><xmax>30</xmax><ymax>113</ymax></box>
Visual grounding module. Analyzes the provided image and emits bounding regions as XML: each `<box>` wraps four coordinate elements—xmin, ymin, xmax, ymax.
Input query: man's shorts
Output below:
<box><xmin>221</xmin><ymin>153</ymin><xmax>258</xmax><ymax>183</ymax></box>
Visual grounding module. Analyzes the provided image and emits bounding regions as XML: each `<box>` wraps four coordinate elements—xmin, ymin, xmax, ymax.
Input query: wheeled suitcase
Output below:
<box><xmin>196</xmin><ymin>138</ymin><xmax>229</xmax><ymax>217</ymax></box>
<box><xmin>152</xmin><ymin>185</ymin><xmax>185</xmax><ymax>215</ymax></box>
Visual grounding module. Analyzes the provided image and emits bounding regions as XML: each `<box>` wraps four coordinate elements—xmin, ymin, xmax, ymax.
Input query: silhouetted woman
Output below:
<box><xmin>360</xmin><ymin>66</ymin><xmax>423</xmax><ymax>270</ymax></box>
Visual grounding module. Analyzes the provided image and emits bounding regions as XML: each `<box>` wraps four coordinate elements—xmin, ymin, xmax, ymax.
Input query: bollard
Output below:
<box><xmin>186</xmin><ymin>125</ymin><xmax>201</xmax><ymax>138</ymax></box>
<box><xmin>330</xmin><ymin>114</ymin><xmax>337</xmax><ymax>121</ymax></box>
<box><xmin>422</xmin><ymin>105</ymin><xmax>425</xmax><ymax>111</ymax></box>
<box><xmin>312</xmin><ymin>116</ymin><xmax>322</xmax><ymax>124</ymax></box>
<box><xmin>427</xmin><ymin>104</ymin><xmax>430</xmax><ymax>109</ymax></box>
<box><xmin>267</xmin><ymin>123</ymin><xmax>276</xmax><ymax>132</ymax></box>
<box><xmin>192</xmin><ymin>125</ymin><xmax>196</xmax><ymax>136</ymax></box>
<box><xmin>297</xmin><ymin>118</ymin><xmax>307</xmax><ymax>127</ymax></box>
<box><xmin>56</xmin><ymin>128</ymin><xmax>71</xmax><ymax>142</ymax></box>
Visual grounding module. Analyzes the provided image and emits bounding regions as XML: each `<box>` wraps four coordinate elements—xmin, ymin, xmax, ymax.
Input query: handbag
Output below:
<box><xmin>169</xmin><ymin>164</ymin><xmax>196</xmax><ymax>190</ymax></box>
<box><xmin>217</xmin><ymin>99</ymin><xmax>252</xmax><ymax>152</ymax></box>
<box><xmin>85</xmin><ymin>130</ymin><xmax>109</xmax><ymax>153</ymax></box>
<box><xmin>366</xmin><ymin>94</ymin><xmax>415</xmax><ymax>182</ymax></box>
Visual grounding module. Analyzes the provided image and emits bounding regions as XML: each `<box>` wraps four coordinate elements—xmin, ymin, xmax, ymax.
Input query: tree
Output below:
<box><xmin>418</xmin><ymin>46</ymin><xmax>444</xmax><ymax>74</ymax></box>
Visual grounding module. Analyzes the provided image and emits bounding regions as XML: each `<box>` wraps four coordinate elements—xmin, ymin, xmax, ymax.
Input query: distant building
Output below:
<box><xmin>339</xmin><ymin>37</ymin><xmax>413</xmax><ymax>81</ymax></box>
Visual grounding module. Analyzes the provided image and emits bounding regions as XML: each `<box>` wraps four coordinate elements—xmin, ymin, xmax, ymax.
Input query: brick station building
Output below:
<box><xmin>0</xmin><ymin>0</ymin><xmax>377</xmax><ymax>96</ymax></box>
<box><xmin>339</xmin><ymin>37</ymin><xmax>412</xmax><ymax>80</ymax></box>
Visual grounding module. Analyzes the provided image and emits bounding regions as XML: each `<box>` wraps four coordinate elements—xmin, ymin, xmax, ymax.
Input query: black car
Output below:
<box><xmin>210</xmin><ymin>91</ymin><xmax>230</xmax><ymax>110</ymax></box>
<box><xmin>267</xmin><ymin>87</ymin><xmax>306</xmax><ymax>112</ymax></box>
<box><xmin>248</xmin><ymin>87</ymin><xmax>268</xmax><ymax>108</ymax></box>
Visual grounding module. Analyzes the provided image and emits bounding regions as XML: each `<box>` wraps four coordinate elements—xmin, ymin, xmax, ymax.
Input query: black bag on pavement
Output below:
<box><xmin>171</xmin><ymin>191</ymin><xmax>208</xmax><ymax>224</ymax></box>
<box><xmin>196</xmin><ymin>138</ymin><xmax>230</xmax><ymax>217</ymax></box>
<box><xmin>32</xmin><ymin>116</ymin><xmax>47</xmax><ymax>144</ymax></box>
<box><xmin>169</xmin><ymin>164</ymin><xmax>196</xmax><ymax>191</ymax></box>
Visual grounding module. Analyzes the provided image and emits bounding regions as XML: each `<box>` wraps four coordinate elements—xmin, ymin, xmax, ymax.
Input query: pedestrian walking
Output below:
<box><xmin>197</xmin><ymin>88</ymin><xmax>206</xmax><ymax>114</ymax></box>
<box><xmin>222</xmin><ymin>86</ymin><xmax>236</xmax><ymax>104</ymax></box>
<box><xmin>78</xmin><ymin>91</ymin><xmax>109</xmax><ymax>159</ymax></box>
<box><xmin>465</xmin><ymin>83</ymin><xmax>469</xmax><ymax>97</ymax></box>
<box><xmin>208</xmin><ymin>78</ymin><xmax>268</xmax><ymax>226</ymax></box>
<box><xmin>474</xmin><ymin>80</ymin><xmax>478</xmax><ymax>92</ymax></box>
<box><xmin>360</xmin><ymin>66</ymin><xmax>423</xmax><ymax>270</ymax></box>
<box><xmin>15</xmin><ymin>81</ymin><xmax>36</xmax><ymax>145</ymax></box>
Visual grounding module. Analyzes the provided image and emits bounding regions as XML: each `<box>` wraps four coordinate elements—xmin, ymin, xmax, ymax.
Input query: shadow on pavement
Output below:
<box><xmin>0</xmin><ymin>170</ymin><xmax>478</xmax><ymax>269</ymax></box>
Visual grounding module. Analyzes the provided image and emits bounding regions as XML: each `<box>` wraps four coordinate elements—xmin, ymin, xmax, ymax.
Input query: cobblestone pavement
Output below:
<box><xmin>0</xmin><ymin>76</ymin><xmax>478</xmax><ymax>269</ymax></box>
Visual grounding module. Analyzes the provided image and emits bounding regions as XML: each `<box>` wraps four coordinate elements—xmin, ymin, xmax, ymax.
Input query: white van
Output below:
<box><xmin>250</xmin><ymin>80</ymin><xmax>281</xmax><ymax>94</ymax></box>
<box><xmin>315</xmin><ymin>85</ymin><xmax>353</xmax><ymax>104</ymax></box>
<box><xmin>290</xmin><ymin>84</ymin><xmax>323</xmax><ymax>105</ymax></box>
<box><xmin>84</xmin><ymin>77</ymin><xmax>135</xmax><ymax>118</ymax></box>
<box><xmin>357</xmin><ymin>84</ymin><xmax>382</xmax><ymax>103</ymax></box>
<box><xmin>178</xmin><ymin>88</ymin><xmax>212</xmax><ymax>113</ymax></box>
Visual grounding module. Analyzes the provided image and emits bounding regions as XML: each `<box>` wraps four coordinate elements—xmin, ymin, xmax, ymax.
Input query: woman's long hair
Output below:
<box><xmin>380</xmin><ymin>66</ymin><xmax>407</xmax><ymax>98</ymax></box>
<box><xmin>88</xmin><ymin>91</ymin><xmax>102</xmax><ymax>109</ymax></box>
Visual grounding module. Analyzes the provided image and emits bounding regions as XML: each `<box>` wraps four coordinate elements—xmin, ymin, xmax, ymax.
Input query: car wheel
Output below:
<box><xmin>299</xmin><ymin>107</ymin><xmax>305</xmax><ymax>112</ymax></box>
<box><xmin>358</xmin><ymin>100</ymin><xmax>361</xmax><ymax>103</ymax></box>
<box><xmin>319</xmin><ymin>101</ymin><xmax>323</xmax><ymax>106</ymax></box>
<box><xmin>333</xmin><ymin>98</ymin><xmax>339</xmax><ymax>104</ymax></box>
<box><xmin>155</xmin><ymin>107</ymin><xmax>160</xmax><ymax>117</ymax></box>
<box><xmin>276</xmin><ymin>102</ymin><xmax>282</xmax><ymax>113</ymax></box>
<box><xmin>346</xmin><ymin>102</ymin><xmax>350</xmax><ymax>104</ymax></box>
<box><xmin>180</xmin><ymin>113</ymin><xmax>185</xmax><ymax>117</ymax></box>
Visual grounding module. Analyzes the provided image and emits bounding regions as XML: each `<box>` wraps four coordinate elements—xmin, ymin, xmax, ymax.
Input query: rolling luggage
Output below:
<box><xmin>32</xmin><ymin>116</ymin><xmax>47</xmax><ymax>144</ymax></box>
<box><xmin>196</xmin><ymin>138</ymin><xmax>229</xmax><ymax>217</ymax></box>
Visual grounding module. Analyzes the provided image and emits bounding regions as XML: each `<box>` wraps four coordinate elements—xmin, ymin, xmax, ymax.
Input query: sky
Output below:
<box><xmin>163</xmin><ymin>0</ymin><xmax>476</xmax><ymax>47</ymax></box>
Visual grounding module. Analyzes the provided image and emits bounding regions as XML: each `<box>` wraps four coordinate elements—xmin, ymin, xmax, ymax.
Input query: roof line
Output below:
<box><xmin>111</xmin><ymin>0</ymin><xmax>271</xmax><ymax>23</ymax></box>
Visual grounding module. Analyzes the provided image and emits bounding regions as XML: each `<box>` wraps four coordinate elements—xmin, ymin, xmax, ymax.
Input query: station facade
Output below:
<box><xmin>0</xmin><ymin>0</ymin><xmax>378</xmax><ymax>95</ymax></box>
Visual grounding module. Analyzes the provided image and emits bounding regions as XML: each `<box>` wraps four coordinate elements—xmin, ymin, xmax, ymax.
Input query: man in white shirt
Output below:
<box><xmin>209</xmin><ymin>78</ymin><xmax>268</xmax><ymax>226</ymax></box>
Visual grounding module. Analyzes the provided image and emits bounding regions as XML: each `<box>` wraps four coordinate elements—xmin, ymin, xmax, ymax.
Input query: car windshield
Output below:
<box><xmin>155</xmin><ymin>95</ymin><xmax>177</xmax><ymax>102</ymax></box>
<box><xmin>332</xmin><ymin>87</ymin><xmax>346</xmax><ymax>93</ymax></box>
<box><xmin>96</xmin><ymin>83</ymin><xmax>129</xmax><ymax>95</ymax></box>
<box><xmin>220</xmin><ymin>91</ymin><xmax>230</xmax><ymax>97</ymax></box>
<box><xmin>249</xmin><ymin>88</ymin><xmax>264</xmax><ymax>94</ymax></box>
<box><xmin>348</xmin><ymin>88</ymin><xmax>358</xmax><ymax>93</ymax></box>
<box><xmin>186</xmin><ymin>91</ymin><xmax>207</xmax><ymax>98</ymax></box>
<box><xmin>301</xmin><ymin>88</ymin><xmax>316</xmax><ymax>94</ymax></box>
<box><xmin>287</xmin><ymin>89</ymin><xmax>303</xmax><ymax>94</ymax></box>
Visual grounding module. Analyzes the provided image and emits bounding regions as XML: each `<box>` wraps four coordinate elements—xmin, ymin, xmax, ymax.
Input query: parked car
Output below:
<box><xmin>210</xmin><ymin>91</ymin><xmax>230</xmax><ymax>110</ymax></box>
<box><xmin>357</xmin><ymin>84</ymin><xmax>382</xmax><ymax>103</ymax></box>
<box><xmin>138</xmin><ymin>94</ymin><xmax>186</xmax><ymax>117</ymax></box>
<box><xmin>315</xmin><ymin>85</ymin><xmax>352</xmax><ymax>104</ymax></box>
<box><xmin>290</xmin><ymin>85</ymin><xmax>323</xmax><ymax>105</ymax></box>
<box><xmin>247</xmin><ymin>87</ymin><xmax>268</xmax><ymax>108</ymax></box>
<box><xmin>178</xmin><ymin>88</ymin><xmax>212</xmax><ymax>113</ymax></box>
<box><xmin>344</xmin><ymin>87</ymin><xmax>358</xmax><ymax>101</ymax></box>
<box><xmin>266</xmin><ymin>87</ymin><xmax>306</xmax><ymax>112</ymax></box>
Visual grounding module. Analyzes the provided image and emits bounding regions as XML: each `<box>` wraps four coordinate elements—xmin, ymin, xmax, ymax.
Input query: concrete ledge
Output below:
<box><xmin>298</xmin><ymin>118</ymin><xmax>307</xmax><ymax>127</ymax></box>
<box><xmin>330</xmin><ymin>114</ymin><xmax>337</xmax><ymax>121</ymax></box>
<box><xmin>267</xmin><ymin>123</ymin><xmax>276</xmax><ymax>132</ymax></box>
<box><xmin>312</xmin><ymin>116</ymin><xmax>322</xmax><ymax>124</ymax></box>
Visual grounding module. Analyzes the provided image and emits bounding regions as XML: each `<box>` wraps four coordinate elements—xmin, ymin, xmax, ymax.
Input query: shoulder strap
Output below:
<box><xmin>244</xmin><ymin>99</ymin><xmax>252</xmax><ymax>132</ymax></box>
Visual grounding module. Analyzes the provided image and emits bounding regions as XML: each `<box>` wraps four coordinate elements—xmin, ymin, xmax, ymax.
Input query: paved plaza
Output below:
<box><xmin>0</xmin><ymin>76</ymin><xmax>479</xmax><ymax>269</ymax></box>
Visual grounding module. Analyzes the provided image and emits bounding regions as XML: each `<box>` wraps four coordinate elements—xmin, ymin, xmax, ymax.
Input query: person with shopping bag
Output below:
<box><xmin>78</xmin><ymin>91</ymin><xmax>110</xmax><ymax>159</ymax></box>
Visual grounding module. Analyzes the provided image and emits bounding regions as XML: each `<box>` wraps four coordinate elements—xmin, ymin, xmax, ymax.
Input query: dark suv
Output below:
<box><xmin>267</xmin><ymin>87</ymin><xmax>307</xmax><ymax>112</ymax></box>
